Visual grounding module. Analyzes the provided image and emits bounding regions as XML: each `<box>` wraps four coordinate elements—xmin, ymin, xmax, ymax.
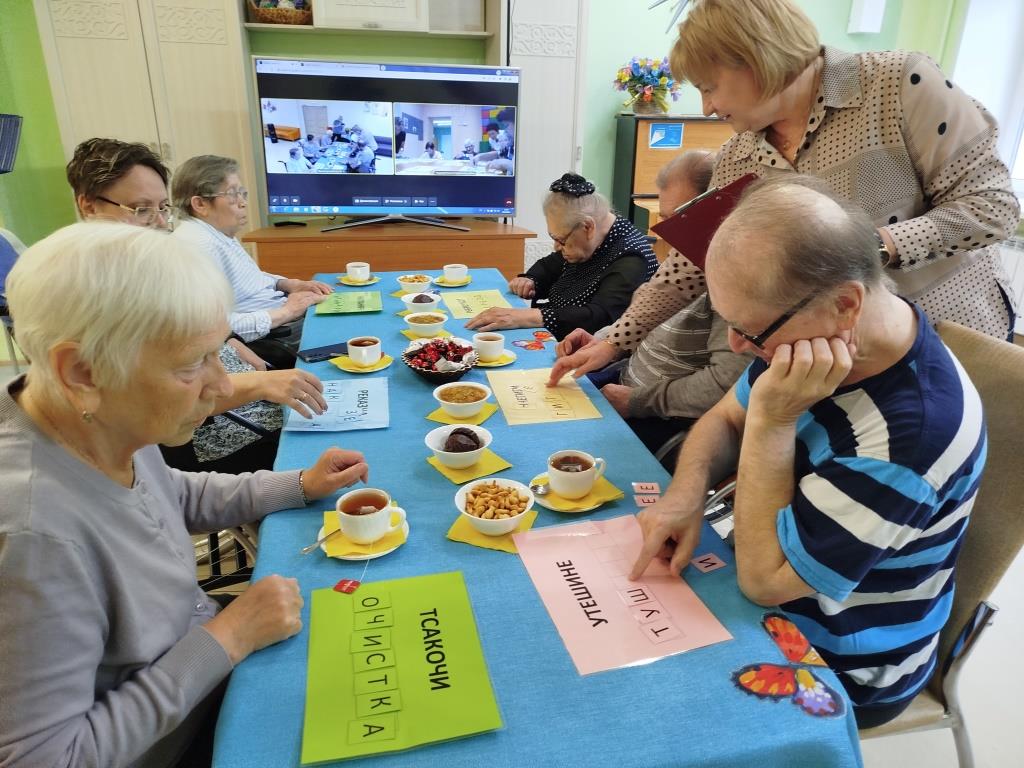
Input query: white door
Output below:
<box><xmin>509</xmin><ymin>0</ymin><xmax>587</xmax><ymax>269</ymax></box>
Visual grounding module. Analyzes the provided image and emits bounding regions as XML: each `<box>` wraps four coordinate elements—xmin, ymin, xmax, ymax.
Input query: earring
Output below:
<box><xmin>81</xmin><ymin>411</ymin><xmax>94</xmax><ymax>423</ymax></box>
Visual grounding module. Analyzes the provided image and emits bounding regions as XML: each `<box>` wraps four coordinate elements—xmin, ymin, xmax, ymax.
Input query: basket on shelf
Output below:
<box><xmin>246</xmin><ymin>0</ymin><xmax>313</xmax><ymax>26</ymax></box>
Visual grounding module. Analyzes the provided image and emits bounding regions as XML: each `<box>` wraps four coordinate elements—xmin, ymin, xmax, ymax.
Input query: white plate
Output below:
<box><xmin>530</xmin><ymin>474</ymin><xmax>605</xmax><ymax>513</ymax></box>
<box><xmin>317</xmin><ymin>521</ymin><xmax>410</xmax><ymax>561</ymax></box>
<box><xmin>432</xmin><ymin>276</ymin><xmax>472</xmax><ymax>287</ymax></box>
<box><xmin>476</xmin><ymin>349</ymin><xmax>517</xmax><ymax>368</ymax></box>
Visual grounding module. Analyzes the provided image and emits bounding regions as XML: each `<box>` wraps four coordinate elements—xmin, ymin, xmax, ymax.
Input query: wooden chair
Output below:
<box><xmin>859</xmin><ymin>321</ymin><xmax>1024</xmax><ymax>767</ymax></box>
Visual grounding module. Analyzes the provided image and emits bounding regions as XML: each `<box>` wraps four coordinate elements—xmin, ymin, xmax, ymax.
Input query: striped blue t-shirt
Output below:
<box><xmin>733</xmin><ymin>305</ymin><xmax>986</xmax><ymax>707</ymax></box>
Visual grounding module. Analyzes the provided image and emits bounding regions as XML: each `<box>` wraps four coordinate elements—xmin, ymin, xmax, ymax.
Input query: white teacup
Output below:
<box><xmin>336</xmin><ymin>488</ymin><xmax>406</xmax><ymax>545</ymax></box>
<box><xmin>347</xmin><ymin>336</ymin><xmax>381</xmax><ymax>367</ymax></box>
<box><xmin>443</xmin><ymin>263</ymin><xmax>468</xmax><ymax>283</ymax></box>
<box><xmin>472</xmin><ymin>332</ymin><xmax>505</xmax><ymax>363</ymax></box>
<box><xmin>547</xmin><ymin>450</ymin><xmax>607</xmax><ymax>500</ymax></box>
<box><xmin>346</xmin><ymin>261</ymin><xmax>370</xmax><ymax>281</ymax></box>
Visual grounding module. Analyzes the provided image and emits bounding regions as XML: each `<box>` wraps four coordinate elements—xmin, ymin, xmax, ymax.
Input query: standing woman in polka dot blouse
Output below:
<box><xmin>466</xmin><ymin>173</ymin><xmax>657</xmax><ymax>340</ymax></box>
<box><xmin>553</xmin><ymin>0</ymin><xmax>1020</xmax><ymax>383</ymax></box>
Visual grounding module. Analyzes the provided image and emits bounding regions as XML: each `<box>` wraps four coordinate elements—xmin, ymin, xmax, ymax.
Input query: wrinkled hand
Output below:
<box><xmin>204</xmin><ymin>575</ymin><xmax>303</xmax><ymax>665</ymax></box>
<box><xmin>279</xmin><ymin>278</ymin><xmax>333</xmax><ymax>296</ymax></box>
<box><xmin>547</xmin><ymin>338</ymin><xmax>621</xmax><ymax>387</ymax></box>
<box><xmin>750</xmin><ymin>338</ymin><xmax>853</xmax><ymax>427</ymax></box>
<box><xmin>277</xmin><ymin>291</ymin><xmax>326</xmax><ymax>324</ymax></box>
<box><xmin>600</xmin><ymin>383</ymin><xmax>633</xmax><ymax>418</ymax></box>
<box><xmin>555</xmin><ymin>328</ymin><xmax>595</xmax><ymax>358</ymax></box>
<box><xmin>259</xmin><ymin>369</ymin><xmax>326</xmax><ymax>418</ymax></box>
<box><xmin>508</xmin><ymin>276</ymin><xmax>536</xmax><ymax>299</ymax></box>
<box><xmin>302</xmin><ymin>447</ymin><xmax>369</xmax><ymax>500</ymax></box>
<box><xmin>465</xmin><ymin>307</ymin><xmax>539</xmax><ymax>332</ymax></box>
<box><xmin>629</xmin><ymin>496</ymin><xmax>705</xmax><ymax>579</ymax></box>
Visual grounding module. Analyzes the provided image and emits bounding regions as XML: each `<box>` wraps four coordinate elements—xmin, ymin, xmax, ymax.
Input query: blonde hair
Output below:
<box><xmin>671</xmin><ymin>0</ymin><xmax>820</xmax><ymax>98</ymax></box>
<box><xmin>7</xmin><ymin>222</ymin><xmax>232</xmax><ymax>396</ymax></box>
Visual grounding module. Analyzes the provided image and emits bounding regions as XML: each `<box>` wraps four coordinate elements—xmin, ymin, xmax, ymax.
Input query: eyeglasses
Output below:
<box><xmin>96</xmin><ymin>196</ymin><xmax>173</xmax><ymax>226</ymax></box>
<box><xmin>551</xmin><ymin>222</ymin><xmax>581</xmax><ymax>247</ymax></box>
<box><xmin>730</xmin><ymin>294</ymin><xmax>816</xmax><ymax>350</ymax></box>
<box><xmin>207</xmin><ymin>187</ymin><xmax>249</xmax><ymax>203</ymax></box>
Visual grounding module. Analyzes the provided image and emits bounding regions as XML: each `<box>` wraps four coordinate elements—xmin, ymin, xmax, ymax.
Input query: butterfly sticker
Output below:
<box><xmin>512</xmin><ymin>339</ymin><xmax>547</xmax><ymax>351</ymax></box>
<box><xmin>532</xmin><ymin>330</ymin><xmax>554</xmax><ymax>342</ymax></box>
<box><xmin>731</xmin><ymin>612</ymin><xmax>845</xmax><ymax>717</ymax></box>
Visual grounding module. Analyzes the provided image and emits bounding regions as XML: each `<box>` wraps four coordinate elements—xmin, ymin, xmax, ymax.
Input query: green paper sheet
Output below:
<box><xmin>315</xmin><ymin>291</ymin><xmax>383</xmax><ymax>314</ymax></box>
<box><xmin>301</xmin><ymin>571</ymin><xmax>503</xmax><ymax>764</ymax></box>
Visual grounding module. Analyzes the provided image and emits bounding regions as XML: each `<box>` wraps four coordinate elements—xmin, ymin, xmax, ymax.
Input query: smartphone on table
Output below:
<box><xmin>296</xmin><ymin>342</ymin><xmax>348</xmax><ymax>363</ymax></box>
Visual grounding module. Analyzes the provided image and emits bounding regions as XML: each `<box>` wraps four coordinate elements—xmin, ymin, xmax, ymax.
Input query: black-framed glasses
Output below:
<box><xmin>96</xmin><ymin>195</ymin><xmax>173</xmax><ymax>225</ymax></box>
<box><xmin>551</xmin><ymin>221</ymin><xmax>581</xmax><ymax>247</ymax></box>
<box><xmin>207</xmin><ymin>187</ymin><xmax>249</xmax><ymax>202</ymax></box>
<box><xmin>731</xmin><ymin>294</ymin><xmax>816</xmax><ymax>350</ymax></box>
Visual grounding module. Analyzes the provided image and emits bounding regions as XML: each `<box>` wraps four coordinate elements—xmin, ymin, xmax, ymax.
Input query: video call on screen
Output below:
<box><xmin>256</xmin><ymin>65</ymin><xmax>520</xmax><ymax>217</ymax></box>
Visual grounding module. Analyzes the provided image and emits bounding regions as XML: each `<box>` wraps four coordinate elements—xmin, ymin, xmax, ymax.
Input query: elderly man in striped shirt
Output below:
<box><xmin>631</xmin><ymin>176</ymin><xmax>986</xmax><ymax>729</ymax></box>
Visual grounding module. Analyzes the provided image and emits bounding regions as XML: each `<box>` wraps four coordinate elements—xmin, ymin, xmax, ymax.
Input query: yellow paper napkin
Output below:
<box><xmin>329</xmin><ymin>354</ymin><xmax>393</xmax><ymax>373</ymax></box>
<box><xmin>427</xmin><ymin>402</ymin><xmax>499</xmax><ymax>425</ymax></box>
<box><xmin>389</xmin><ymin>289</ymin><xmax>406</xmax><ymax>298</ymax></box>
<box><xmin>530</xmin><ymin>473</ymin><xmax>625</xmax><ymax>512</ymax></box>
<box><xmin>477</xmin><ymin>351</ymin><xmax>517</xmax><ymax>368</ymax></box>
<box><xmin>401</xmin><ymin>329</ymin><xmax>453</xmax><ymax>340</ymax></box>
<box><xmin>426</xmin><ymin>448</ymin><xmax>512</xmax><ymax>484</ymax></box>
<box><xmin>337</xmin><ymin>275</ymin><xmax>379</xmax><ymax>286</ymax></box>
<box><xmin>396</xmin><ymin>309</ymin><xmax>411</xmax><ymax>317</ymax></box>
<box><xmin>446</xmin><ymin>509</ymin><xmax>538</xmax><ymax>553</ymax></box>
<box><xmin>435</xmin><ymin>277</ymin><xmax>472</xmax><ymax>288</ymax></box>
<box><xmin>321</xmin><ymin>510</ymin><xmax>407</xmax><ymax>558</ymax></box>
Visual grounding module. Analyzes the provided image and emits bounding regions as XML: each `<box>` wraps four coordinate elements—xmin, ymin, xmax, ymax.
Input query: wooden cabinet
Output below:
<box><xmin>34</xmin><ymin>0</ymin><xmax>258</xmax><ymax>203</ymax></box>
<box><xmin>612</xmin><ymin>114</ymin><xmax>734</xmax><ymax>223</ymax></box>
<box><xmin>241</xmin><ymin>218</ymin><xmax>536</xmax><ymax>281</ymax></box>
<box><xmin>245</xmin><ymin>0</ymin><xmax>490</xmax><ymax>37</ymax></box>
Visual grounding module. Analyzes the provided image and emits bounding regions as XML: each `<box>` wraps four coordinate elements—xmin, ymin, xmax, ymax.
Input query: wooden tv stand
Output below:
<box><xmin>241</xmin><ymin>218</ymin><xmax>536</xmax><ymax>281</ymax></box>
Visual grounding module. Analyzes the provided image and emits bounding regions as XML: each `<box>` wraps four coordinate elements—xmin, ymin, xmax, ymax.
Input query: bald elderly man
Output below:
<box><xmin>631</xmin><ymin>176</ymin><xmax>986</xmax><ymax>729</ymax></box>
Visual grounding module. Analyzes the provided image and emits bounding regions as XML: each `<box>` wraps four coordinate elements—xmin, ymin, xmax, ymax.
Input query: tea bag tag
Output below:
<box><xmin>334</xmin><ymin>578</ymin><xmax>361</xmax><ymax>594</ymax></box>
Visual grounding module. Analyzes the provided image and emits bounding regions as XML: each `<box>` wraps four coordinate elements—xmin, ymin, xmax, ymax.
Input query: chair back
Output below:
<box><xmin>928</xmin><ymin>321</ymin><xmax>1024</xmax><ymax>703</ymax></box>
<box><xmin>0</xmin><ymin>228</ymin><xmax>26</xmax><ymax>308</ymax></box>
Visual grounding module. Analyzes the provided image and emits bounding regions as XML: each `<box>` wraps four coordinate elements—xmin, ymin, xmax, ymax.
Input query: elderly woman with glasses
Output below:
<box><xmin>172</xmin><ymin>155</ymin><xmax>334</xmax><ymax>368</ymax></box>
<box><xmin>466</xmin><ymin>173</ymin><xmax>657</xmax><ymax>340</ymax></box>
<box><xmin>0</xmin><ymin>222</ymin><xmax>370</xmax><ymax>767</ymax></box>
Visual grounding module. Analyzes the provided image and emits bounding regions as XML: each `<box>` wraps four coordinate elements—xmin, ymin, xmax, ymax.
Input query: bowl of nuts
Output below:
<box><xmin>455</xmin><ymin>478</ymin><xmax>534</xmax><ymax>536</ymax></box>
<box><xmin>402</xmin><ymin>337</ymin><xmax>478</xmax><ymax>384</ymax></box>
<box><xmin>425</xmin><ymin>425</ymin><xmax>492</xmax><ymax>469</ymax></box>
<box><xmin>397</xmin><ymin>273</ymin><xmax>434</xmax><ymax>294</ymax></box>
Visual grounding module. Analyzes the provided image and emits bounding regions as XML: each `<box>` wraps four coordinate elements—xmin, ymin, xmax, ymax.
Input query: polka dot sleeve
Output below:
<box><xmin>885</xmin><ymin>52</ymin><xmax>1020</xmax><ymax>271</ymax></box>
<box><xmin>604</xmin><ymin>249</ymin><xmax>706</xmax><ymax>351</ymax></box>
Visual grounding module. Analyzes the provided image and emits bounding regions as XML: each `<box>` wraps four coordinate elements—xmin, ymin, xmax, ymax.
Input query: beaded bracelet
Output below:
<box><xmin>298</xmin><ymin>470</ymin><xmax>310</xmax><ymax>506</ymax></box>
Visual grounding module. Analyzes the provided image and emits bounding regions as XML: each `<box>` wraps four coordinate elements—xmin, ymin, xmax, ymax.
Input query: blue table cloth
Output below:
<box><xmin>213</xmin><ymin>269</ymin><xmax>863</xmax><ymax>768</ymax></box>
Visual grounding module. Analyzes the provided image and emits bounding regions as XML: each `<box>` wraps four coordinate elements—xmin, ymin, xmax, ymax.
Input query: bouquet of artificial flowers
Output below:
<box><xmin>613</xmin><ymin>56</ymin><xmax>681</xmax><ymax>112</ymax></box>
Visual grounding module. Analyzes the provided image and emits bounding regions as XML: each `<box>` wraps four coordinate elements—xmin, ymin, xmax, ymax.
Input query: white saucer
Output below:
<box><xmin>433</xmin><ymin>276</ymin><xmax>472</xmax><ymax>288</ymax></box>
<box><xmin>317</xmin><ymin>521</ymin><xmax>410</xmax><ymax>561</ymax></box>
<box><xmin>477</xmin><ymin>349</ymin><xmax>517</xmax><ymax>368</ymax></box>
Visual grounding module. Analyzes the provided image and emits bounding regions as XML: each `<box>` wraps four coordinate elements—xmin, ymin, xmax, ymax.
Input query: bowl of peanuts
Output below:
<box><xmin>455</xmin><ymin>478</ymin><xmax>534</xmax><ymax>536</ymax></box>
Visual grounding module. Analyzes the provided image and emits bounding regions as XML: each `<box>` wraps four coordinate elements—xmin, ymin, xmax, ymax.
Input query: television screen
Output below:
<box><xmin>253</xmin><ymin>58</ymin><xmax>520</xmax><ymax>218</ymax></box>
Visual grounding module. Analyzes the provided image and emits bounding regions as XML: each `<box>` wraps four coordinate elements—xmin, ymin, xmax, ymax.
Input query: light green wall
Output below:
<box><xmin>581</xmin><ymin>0</ymin><xmax>912</xmax><ymax>197</ymax></box>
<box><xmin>0</xmin><ymin>0</ymin><xmax>77</xmax><ymax>244</ymax></box>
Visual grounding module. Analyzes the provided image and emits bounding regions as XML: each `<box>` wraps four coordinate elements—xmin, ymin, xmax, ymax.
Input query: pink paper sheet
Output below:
<box><xmin>513</xmin><ymin>515</ymin><xmax>732</xmax><ymax>675</ymax></box>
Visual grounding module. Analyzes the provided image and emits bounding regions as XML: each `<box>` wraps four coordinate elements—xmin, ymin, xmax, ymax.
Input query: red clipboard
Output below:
<box><xmin>651</xmin><ymin>173</ymin><xmax>758</xmax><ymax>272</ymax></box>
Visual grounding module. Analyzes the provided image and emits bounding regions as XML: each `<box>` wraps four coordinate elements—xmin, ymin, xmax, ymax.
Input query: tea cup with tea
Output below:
<box><xmin>547</xmin><ymin>450</ymin><xmax>607</xmax><ymax>500</ymax></box>
<box><xmin>335</xmin><ymin>488</ymin><xmax>406</xmax><ymax>544</ymax></box>
<box><xmin>443</xmin><ymin>263</ymin><xmax>468</xmax><ymax>283</ymax></box>
<box><xmin>347</xmin><ymin>336</ymin><xmax>382</xmax><ymax>367</ymax></box>
<box><xmin>346</xmin><ymin>261</ymin><xmax>371</xmax><ymax>282</ymax></box>
<box><xmin>472</xmin><ymin>332</ymin><xmax>505</xmax><ymax>363</ymax></box>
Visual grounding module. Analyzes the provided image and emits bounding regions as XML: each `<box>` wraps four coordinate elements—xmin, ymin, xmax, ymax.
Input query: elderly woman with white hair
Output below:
<box><xmin>466</xmin><ymin>172</ymin><xmax>657</xmax><ymax>339</ymax></box>
<box><xmin>0</xmin><ymin>222</ymin><xmax>370</xmax><ymax>768</ymax></box>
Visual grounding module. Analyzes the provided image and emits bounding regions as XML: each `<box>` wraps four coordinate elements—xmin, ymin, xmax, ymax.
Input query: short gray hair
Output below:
<box><xmin>709</xmin><ymin>175</ymin><xmax>889</xmax><ymax>307</ymax></box>
<box><xmin>655</xmin><ymin>149</ymin><xmax>715</xmax><ymax>193</ymax></box>
<box><xmin>7</xmin><ymin>222</ymin><xmax>232</xmax><ymax>396</ymax></box>
<box><xmin>542</xmin><ymin>182</ymin><xmax>613</xmax><ymax>230</ymax></box>
<box><xmin>171</xmin><ymin>155</ymin><xmax>239</xmax><ymax>217</ymax></box>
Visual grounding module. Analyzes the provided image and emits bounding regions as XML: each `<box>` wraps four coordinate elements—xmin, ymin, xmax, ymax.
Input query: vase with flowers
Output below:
<box><xmin>613</xmin><ymin>56</ymin><xmax>681</xmax><ymax>114</ymax></box>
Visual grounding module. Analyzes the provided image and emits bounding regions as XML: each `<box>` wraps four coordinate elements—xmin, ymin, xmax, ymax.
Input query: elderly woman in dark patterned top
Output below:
<box><xmin>551</xmin><ymin>0</ymin><xmax>1020</xmax><ymax>384</ymax></box>
<box><xmin>466</xmin><ymin>173</ymin><xmax>657</xmax><ymax>340</ymax></box>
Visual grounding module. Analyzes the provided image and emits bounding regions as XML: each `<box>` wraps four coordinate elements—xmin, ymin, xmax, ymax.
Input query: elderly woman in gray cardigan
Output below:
<box><xmin>0</xmin><ymin>223</ymin><xmax>369</xmax><ymax>768</ymax></box>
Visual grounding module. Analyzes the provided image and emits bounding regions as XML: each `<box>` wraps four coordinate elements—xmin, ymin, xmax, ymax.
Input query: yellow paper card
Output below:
<box><xmin>328</xmin><ymin>354</ymin><xmax>393</xmax><ymax>373</ymax></box>
<box><xmin>321</xmin><ymin>510</ymin><xmax>407</xmax><ymax>557</ymax></box>
<box><xmin>486</xmin><ymin>368</ymin><xmax>602</xmax><ymax>425</ymax></box>
<box><xmin>530</xmin><ymin>473</ymin><xmax>625</xmax><ymax>511</ymax></box>
<box><xmin>442</xmin><ymin>290</ymin><xmax>512</xmax><ymax>319</ymax></box>
<box><xmin>389</xmin><ymin>289</ymin><xmax>406</xmax><ymax>298</ymax></box>
<box><xmin>426</xmin><ymin>402</ymin><xmax>499</xmax><ymax>426</ymax></box>
<box><xmin>446</xmin><ymin>509</ymin><xmax>538</xmax><ymax>553</ymax></box>
<box><xmin>401</xmin><ymin>329</ymin><xmax>453</xmax><ymax>340</ymax></box>
<box><xmin>426</xmin><ymin>448</ymin><xmax>512</xmax><ymax>484</ymax></box>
